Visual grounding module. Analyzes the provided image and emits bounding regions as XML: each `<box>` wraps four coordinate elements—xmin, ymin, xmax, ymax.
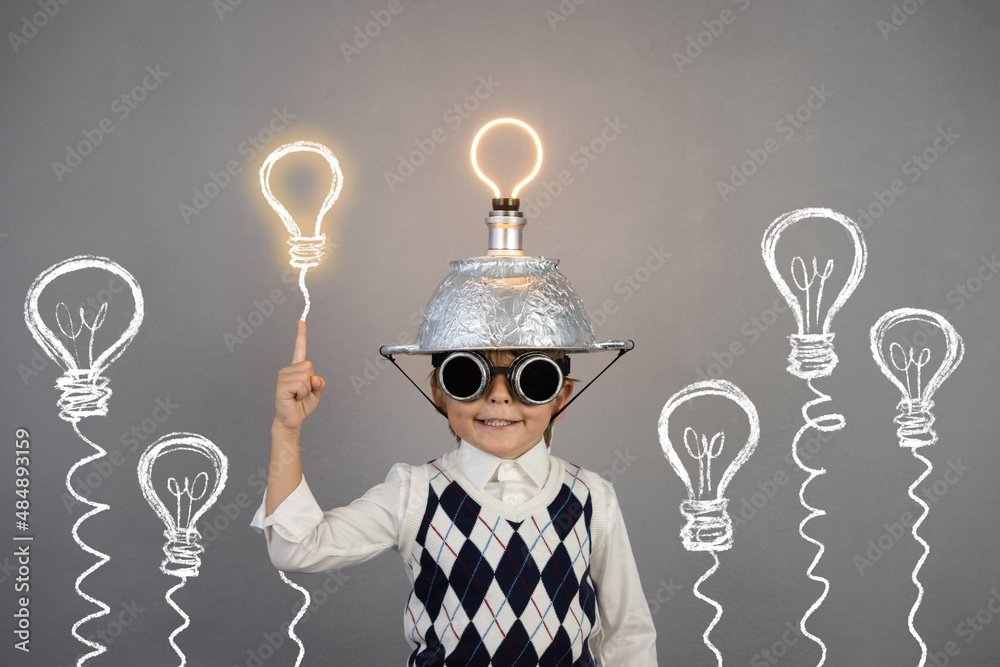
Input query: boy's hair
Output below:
<box><xmin>428</xmin><ymin>349</ymin><xmax>575</xmax><ymax>448</ymax></box>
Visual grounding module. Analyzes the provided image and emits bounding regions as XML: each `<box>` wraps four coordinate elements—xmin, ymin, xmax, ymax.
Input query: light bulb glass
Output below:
<box><xmin>658</xmin><ymin>380</ymin><xmax>760</xmax><ymax>551</ymax></box>
<box><xmin>470</xmin><ymin>118</ymin><xmax>543</xmax><ymax>199</ymax></box>
<box><xmin>870</xmin><ymin>308</ymin><xmax>964</xmax><ymax>447</ymax></box>
<box><xmin>138</xmin><ymin>432</ymin><xmax>228</xmax><ymax>577</ymax></box>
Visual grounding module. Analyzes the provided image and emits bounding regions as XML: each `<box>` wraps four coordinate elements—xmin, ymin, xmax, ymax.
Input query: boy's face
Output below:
<box><xmin>431</xmin><ymin>351</ymin><xmax>573</xmax><ymax>460</ymax></box>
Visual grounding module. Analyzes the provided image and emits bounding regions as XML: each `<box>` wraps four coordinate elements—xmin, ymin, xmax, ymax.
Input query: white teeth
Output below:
<box><xmin>482</xmin><ymin>419</ymin><xmax>513</xmax><ymax>426</ymax></box>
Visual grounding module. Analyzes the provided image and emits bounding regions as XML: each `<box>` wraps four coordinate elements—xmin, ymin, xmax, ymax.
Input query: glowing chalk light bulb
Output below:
<box><xmin>762</xmin><ymin>208</ymin><xmax>867</xmax><ymax>379</ymax></box>
<box><xmin>260</xmin><ymin>140</ymin><xmax>344</xmax><ymax>321</ymax></box>
<box><xmin>138</xmin><ymin>433</ymin><xmax>228</xmax><ymax>578</ymax></box>
<box><xmin>470</xmin><ymin>118</ymin><xmax>543</xmax><ymax>257</ymax></box>
<box><xmin>24</xmin><ymin>255</ymin><xmax>144</xmax><ymax>421</ymax></box>
<box><xmin>870</xmin><ymin>308</ymin><xmax>964</xmax><ymax>448</ymax></box>
<box><xmin>658</xmin><ymin>380</ymin><xmax>760</xmax><ymax>551</ymax></box>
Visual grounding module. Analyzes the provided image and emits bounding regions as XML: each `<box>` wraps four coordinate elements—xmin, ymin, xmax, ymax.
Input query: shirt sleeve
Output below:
<box><xmin>249</xmin><ymin>462</ymin><xmax>410</xmax><ymax>573</ymax></box>
<box><xmin>588</xmin><ymin>478</ymin><xmax>658</xmax><ymax>666</ymax></box>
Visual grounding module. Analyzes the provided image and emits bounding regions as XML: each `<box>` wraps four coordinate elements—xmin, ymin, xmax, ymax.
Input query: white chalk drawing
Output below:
<box><xmin>761</xmin><ymin>207</ymin><xmax>867</xmax><ymax>666</ymax></box>
<box><xmin>138</xmin><ymin>433</ymin><xmax>229</xmax><ymax>667</ymax></box>
<box><xmin>658</xmin><ymin>379</ymin><xmax>760</xmax><ymax>666</ymax></box>
<box><xmin>23</xmin><ymin>255</ymin><xmax>143</xmax><ymax>666</ymax></box>
<box><xmin>259</xmin><ymin>140</ymin><xmax>344</xmax><ymax>321</ymax></box>
<box><xmin>870</xmin><ymin>308</ymin><xmax>964</xmax><ymax>667</ymax></box>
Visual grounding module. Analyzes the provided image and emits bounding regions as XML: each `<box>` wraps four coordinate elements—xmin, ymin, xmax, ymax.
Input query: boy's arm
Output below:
<box><xmin>589</xmin><ymin>480</ymin><xmax>658</xmax><ymax>665</ymax></box>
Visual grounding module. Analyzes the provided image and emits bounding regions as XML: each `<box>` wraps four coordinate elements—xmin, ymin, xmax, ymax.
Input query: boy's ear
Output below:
<box><xmin>430</xmin><ymin>384</ymin><xmax>447</xmax><ymax>414</ymax></box>
<box><xmin>551</xmin><ymin>381</ymin><xmax>574</xmax><ymax>421</ymax></box>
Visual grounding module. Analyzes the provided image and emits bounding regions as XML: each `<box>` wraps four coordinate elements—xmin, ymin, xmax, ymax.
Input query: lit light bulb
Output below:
<box><xmin>259</xmin><ymin>140</ymin><xmax>344</xmax><ymax>321</ymax></box>
<box><xmin>870</xmin><ymin>308</ymin><xmax>964</xmax><ymax>448</ymax></box>
<box><xmin>24</xmin><ymin>255</ymin><xmax>144</xmax><ymax>422</ymax></box>
<box><xmin>470</xmin><ymin>118</ymin><xmax>543</xmax><ymax>199</ymax></box>
<box><xmin>138</xmin><ymin>432</ymin><xmax>229</xmax><ymax>578</ymax></box>
<box><xmin>762</xmin><ymin>208</ymin><xmax>867</xmax><ymax>379</ymax></box>
<box><xmin>658</xmin><ymin>380</ymin><xmax>760</xmax><ymax>551</ymax></box>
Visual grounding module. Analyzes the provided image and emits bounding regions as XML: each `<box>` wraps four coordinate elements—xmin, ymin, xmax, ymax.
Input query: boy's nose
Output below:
<box><xmin>485</xmin><ymin>373</ymin><xmax>513</xmax><ymax>403</ymax></box>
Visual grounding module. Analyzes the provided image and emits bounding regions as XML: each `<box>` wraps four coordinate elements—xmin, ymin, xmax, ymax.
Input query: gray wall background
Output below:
<box><xmin>2</xmin><ymin>0</ymin><xmax>999</xmax><ymax>665</ymax></box>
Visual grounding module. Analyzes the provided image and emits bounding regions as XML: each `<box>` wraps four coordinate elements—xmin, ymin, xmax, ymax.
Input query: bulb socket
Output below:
<box><xmin>787</xmin><ymin>333</ymin><xmax>838</xmax><ymax>379</ymax></box>
<box><xmin>895</xmin><ymin>398</ymin><xmax>937</xmax><ymax>448</ymax></box>
<box><xmin>55</xmin><ymin>369</ymin><xmax>111</xmax><ymax>423</ymax></box>
<box><xmin>679</xmin><ymin>498</ymin><xmax>733</xmax><ymax>552</ymax></box>
<box><xmin>161</xmin><ymin>528</ymin><xmax>205</xmax><ymax>577</ymax></box>
<box><xmin>485</xmin><ymin>208</ymin><xmax>526</xmax><ymax>257</ymax></box>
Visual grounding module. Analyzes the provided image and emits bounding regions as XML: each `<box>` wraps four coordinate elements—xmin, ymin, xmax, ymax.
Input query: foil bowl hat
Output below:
<box><xmin>379</xmin><ymin>198</ymin><xmax>633</xmax><ymax>356</ymax></box>
<box><xmin>380</xmin><ymin>195</ymin><xmax>633</xmax><ymax>418</ymax></box>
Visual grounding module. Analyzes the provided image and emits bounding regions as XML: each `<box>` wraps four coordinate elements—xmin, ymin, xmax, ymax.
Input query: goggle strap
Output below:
<box><xmin>382</xmin><ymin>353</ymin><xmax>448</xmax><ymax>418</ymax></box>
<box><xmin>550</xmin><ymin>345</ymin><xmax>632</xmax><ymax>423</ymax></box>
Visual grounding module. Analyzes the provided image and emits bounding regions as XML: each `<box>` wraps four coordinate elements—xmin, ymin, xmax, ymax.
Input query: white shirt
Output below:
<box><xmin>251</xmin><ymin>439</ymin><xmax>658</xmax><ymax>665</ymax></box>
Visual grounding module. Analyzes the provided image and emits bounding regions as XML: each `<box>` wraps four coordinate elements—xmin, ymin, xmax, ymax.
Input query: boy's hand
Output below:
<box><xmin>274</xmin><ymin>320</ymin><xmax>326</xmax><ymax>431</ymax></box>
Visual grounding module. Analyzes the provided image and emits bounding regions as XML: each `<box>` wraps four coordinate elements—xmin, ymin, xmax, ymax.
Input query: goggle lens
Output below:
<box><xmin>437</xmin><ymin>352</ymin><xmax>565</xmax><ymax>405</ymax></box>
<box><xmin>440</xmin><ymin>354</ymin><xmax>485</xmax><ymax>400</ymax></box>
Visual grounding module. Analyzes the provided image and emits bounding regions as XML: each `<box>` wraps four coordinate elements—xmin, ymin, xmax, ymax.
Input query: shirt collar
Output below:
<box><xmin>457</xmin><ymin>439</ymin><xmax>550</xmax><ymax>490</ymax></box>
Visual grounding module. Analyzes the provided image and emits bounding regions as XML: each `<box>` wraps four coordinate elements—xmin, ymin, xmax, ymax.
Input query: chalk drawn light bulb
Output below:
<box><xmin>870</xmin><ymin>308</ymin><xmax>964</xmax><ymax>448</ymax></box>
<box><xmin>658</xmin><ymin>380</ymin><xmax>760</xmax><ymax>552</ymax></box>
<box><xmin>24</xmin><ymin>255</ymin><xmax>144</xmax><ymax>421</ymax></box>
<box><xmin>762</xmin><ymin>208</ymin><xmax>867</xmax><ymax>379</ymax></box>
<box><xmin>259</xmin><ymin>140</ymin><xmax>344</xmax><ymax>321</ymax></box>
<box><xmin>138</xmin><ymin>433</ymin><xmax>228</xmax><ymax>578</ymax></box>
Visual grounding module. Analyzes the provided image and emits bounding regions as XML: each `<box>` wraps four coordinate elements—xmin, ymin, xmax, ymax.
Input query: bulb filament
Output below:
<box><xmin>790</xmin><ymin>256</ymin><xmax>834</xmax><ymax>334</ymax></box>
<box><xmin>890</xmin><ymin>342</ymin><xmax>932</xmax><ymax>405</ymax></box>
<box><xmin>684</xmin><ymin>427</ymin><xmax>725</xmax><ymax>499</ymax></box>
<box><xmin>167</xmin><ymin>472</ymin><xmax>209</xmax><ymax>535</ymax></box>
<box><xmin>54</xmin><ymin>301</ymin><xmax>108</xmax><ymax>368</ymax></box>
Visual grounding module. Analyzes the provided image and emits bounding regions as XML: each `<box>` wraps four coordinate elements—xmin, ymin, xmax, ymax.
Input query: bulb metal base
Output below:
<box><xmin>161</xmin><ymin>529</ymin><xmax>205</xmax><ymax>578</ymax></box>
<box><xmin>895</xmin><ymin>399</ymin><xmax>937</xmax><ymax>448</ymax></box>
<box><xmin>55</xmin><ymin>369</ymin><xmax>111</xmax><ymax>422</ymax></box>
<box><xmin>485</xmin><ymin>208</ymin><xmax>526</xmax><ymax>257</ymax></box>
<box><xmin>288</xmin><ymin>235</ymin><xmax>327</xmax><ymax>269</ymax></box>
<box><xmin>787</xmin><ymin>333</ymin><xmax>838</xmax><ymax>379</ymax></box>
<box><xmin>679</xmin><ymin>498</ymin><xmax>733</xmax><ymax>552</ymax></box>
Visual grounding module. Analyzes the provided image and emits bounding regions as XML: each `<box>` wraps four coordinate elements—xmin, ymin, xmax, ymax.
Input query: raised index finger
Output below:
<box><xmin>291</xmin><ymin>319</ymin><xmax>307</xmax><ymax>364</ymax></box>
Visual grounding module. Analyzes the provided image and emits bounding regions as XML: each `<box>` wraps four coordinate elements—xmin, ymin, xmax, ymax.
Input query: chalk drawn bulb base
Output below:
<box><xmin>680</xmin><ymin>499</ymin><xmax>733</xmax><ymax>552</ymax></box>
<box><xmin>288</xmin><ymin>235</ymin><xmax>327</xmax><ymax>269</ymax></box>
<box><xmin>55</xmin><ymin>369</ymin><xmax>111</xmax><ymax>422</ymax></box>
<box><xmin>162</xmin><ymin>529</ymin><xmax>206</xmax><ymax>578</ymax></box>
<box><xmin>787</xmin><ymin>333</ymin><xmax>838</xmax><ymax>380</ymax></box>
<box><xmin>895</xmin><ymin>399</ymin><xmax>937</xmax><ymax>448</ymax></box>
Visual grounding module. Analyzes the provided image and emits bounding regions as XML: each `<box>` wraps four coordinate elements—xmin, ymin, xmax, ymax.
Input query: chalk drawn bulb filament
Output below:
<box><xmin>870</xmin><ymin>308</ymin><xmax>964</xmax><ymax>448</ymax></box>
<box><xmin>259</xmin><ymin>140</ymin><xmax>344</xmax><ymax>321</ymax></box>
<box><xmin>470</xmin><ymin>118</ymin><xmax>543</xmax><ymax>198</ymax></box>
<box><xmin>138</xmin><ymin>433</ymin><xmax>229</xmax><ymax>578</ymax></box>
<box><xmin>658</xmin><ymin>380</ymin><xmax>760</xmax><ymax>552</ymax></box>
<box><xmin>24</xmin><ymin>255</ymin><xmax>144</xmax><ymax>421</ymax></box>
<box><xmin>762</xmin><ymin>208</ymin><xmax>867</xmax><ymax>379</ymax></box>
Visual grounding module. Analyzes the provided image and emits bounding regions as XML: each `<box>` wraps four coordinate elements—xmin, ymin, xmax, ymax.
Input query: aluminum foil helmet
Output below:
<box><xmin>379</xmin><ymin>119</ymin><xmax>633</xmax><ymax>415</ymax></box>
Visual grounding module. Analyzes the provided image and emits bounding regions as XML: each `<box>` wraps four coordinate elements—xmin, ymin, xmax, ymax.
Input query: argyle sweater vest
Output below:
<box><xmin>398</xmin><ymin>451</ymin><xmax>606</xmax><ymax>667</ymax></box>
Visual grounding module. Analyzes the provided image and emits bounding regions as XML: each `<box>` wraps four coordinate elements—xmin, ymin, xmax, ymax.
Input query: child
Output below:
<box><xmin>252</xmin><ymin>320</ymin><xmax>658</xmax><ymax>665</ymax></box>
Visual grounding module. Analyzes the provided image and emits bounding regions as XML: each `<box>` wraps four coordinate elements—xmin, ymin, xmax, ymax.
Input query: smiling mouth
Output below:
<box><xmin>478</xmin><ymin>419</ymin><xmax>519</xmax><ymax>427</ymax></box>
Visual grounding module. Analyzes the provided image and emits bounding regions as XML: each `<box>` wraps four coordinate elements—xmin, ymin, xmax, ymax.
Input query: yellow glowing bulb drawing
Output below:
<box><xmin>259</xmin><ymin>140</ymin><xmax>344</xmax><ymax>321</ymax></box>
<box><xmin>470</xmin><ymin>118</ymin><xmax>543</xmax><ymax>198</ymax></box>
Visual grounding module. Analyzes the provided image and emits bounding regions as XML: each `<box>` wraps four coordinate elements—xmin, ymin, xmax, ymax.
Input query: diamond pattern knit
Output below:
<box><xmin>404</xmin><ymin>456</ymin><xmax>599</xmax><ymax>666</ymax></box>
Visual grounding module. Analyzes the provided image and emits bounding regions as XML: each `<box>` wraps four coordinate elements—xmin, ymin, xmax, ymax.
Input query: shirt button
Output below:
<box><xmin>508</xmin><ymin>496</ymin><xmax>519</xmax><ymax>505</ymax></box>
<box><xmin>504</xmin><ymin>463</ymin><xmax>514</xmax><ymax>472</ymax></box>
